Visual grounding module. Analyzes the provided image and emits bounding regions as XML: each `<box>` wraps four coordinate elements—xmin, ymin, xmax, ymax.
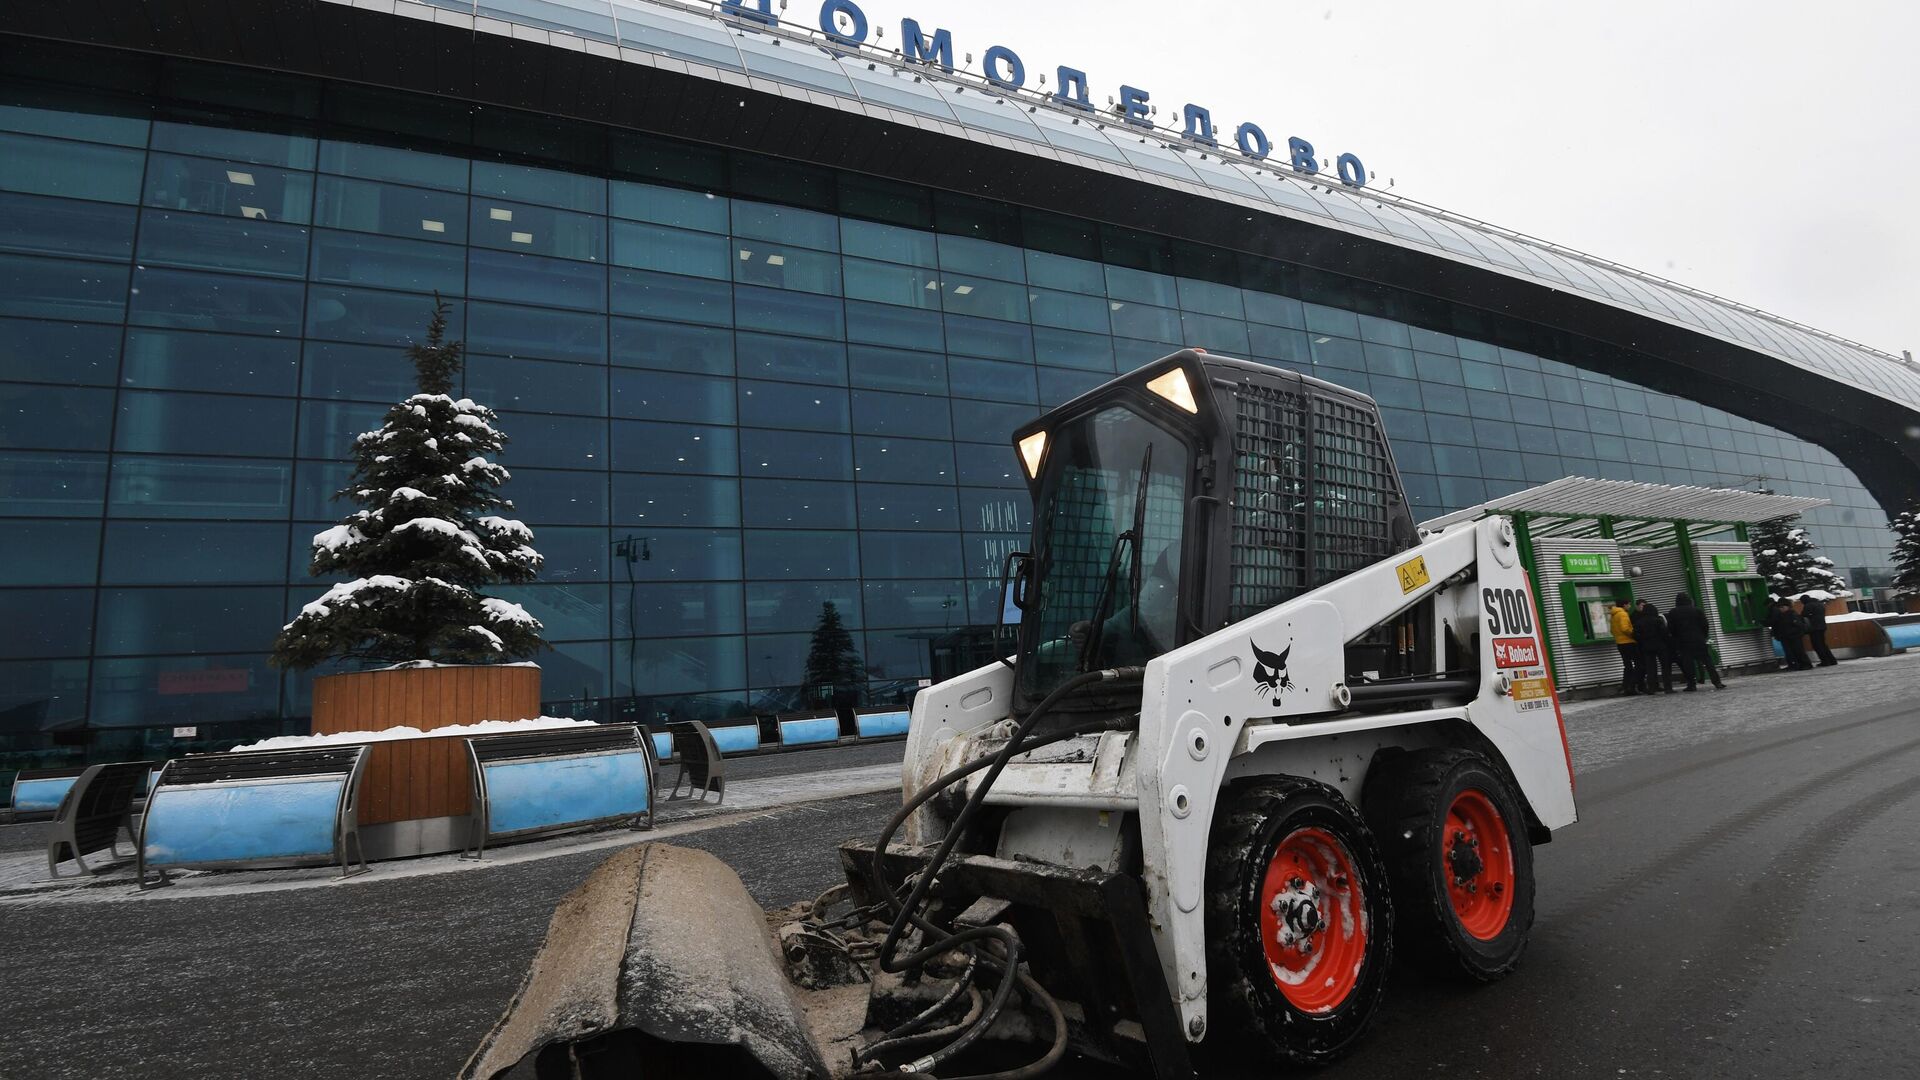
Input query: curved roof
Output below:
<box><xmin>380</xmin><ymin>0</ymin><xmax>1920</xmax><ymax>410</ymax></box>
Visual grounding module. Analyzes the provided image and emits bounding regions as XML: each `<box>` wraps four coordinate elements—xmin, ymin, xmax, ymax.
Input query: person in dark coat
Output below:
<box><xmin>1798</xmin><ymin>594</ymin><xmax>1840</xmax><ymax>667</ymax></box>
<box><xmin>1634</xmin><ymin>600</ymin><xmax>1677</xmax><ymax>693</ymax></box>
<box><xmin>1767</xmin><ymin>599</ymin><xmax>1814</xmax><ymax>670</ymax></box>
<box><xmin>1667</xmin><ymin>592</ymin><xmax>1724</xmax><ymax>690</ymax></box>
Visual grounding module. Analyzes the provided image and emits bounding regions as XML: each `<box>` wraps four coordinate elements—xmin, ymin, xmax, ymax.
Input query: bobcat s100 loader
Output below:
<box><xmin>462</xmin><ymin>350</ymin><xmax>1577</xmax><ymax>1080</ymax></box>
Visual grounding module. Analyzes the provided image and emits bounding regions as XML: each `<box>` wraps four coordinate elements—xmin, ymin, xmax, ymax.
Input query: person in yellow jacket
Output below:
<box><xmin>1609</xmin><ymin>599</ymin><xmax>1641</xmax><ymax>695</ymax></box>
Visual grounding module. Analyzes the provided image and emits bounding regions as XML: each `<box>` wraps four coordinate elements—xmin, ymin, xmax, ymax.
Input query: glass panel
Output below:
<box><xmin>611</xmin><ymin>420</ymin><xmax>737</xmax><ymax>475</ymax></box>
<box><xmin>116</xmin><ymin>391</ymin><xmax>296</xmax><ymax>457</ymax></box>
<box><xmin>738</xmin><ymin>380</ymin><xmax>849</xmax><ymax>432</ymax></box>
<box><xmin>842</xmin><ymin>220</ymin><xmax>936</xmax><ymax>268</ymax></box>
<box><xmin>149</xmin><ymin>121</ymin><xmax>315</xmax><ymax>169</ymax></box>
<box><xmin>308</xmin><ymin>228</ymin><xmax>464</xmax><ymax>293</ymax></box>
<box><xmin>108</xmin><ymin>456</ymin><xmax>292</xmax><ymax>520</ymax></box>
<box><xmin>0</xmin><ymin>192</ymin><xmax>135</xmax><ymax>260</ymax></box>
<box><xmin>620</xmin><ymin>526</ymin><xmax>741</xmax><ymax>581</ymax></box>
<box><xmin>0</xmin><ymin>254</ymin><xmax>129</xmax><ymax>322</ymax></box>
<box><xmin>735</xmin><ymin>285</ymin><xmax>845</xmax><ymax>340</ymax></box>
<box><xmin>314</xmin><ymin>175</ymin><xmax>468</xmax><ymax>243</ymax></box>
<box><xmin>610</xmin><ymin>268</ymin><xmax>732</xmax><ymax>326</ymax></box>
<box><xmin>857</xmin><ymin>483</ymin><xmax>959</xmax><ymax>531</ymax></box>
<box><xmin>144</xmin><ymin>152</ymin><xmax>314</xmax><ymax>223</ymax></box>
<box><xmin>611</xmin><ymin>220</ymin><xmax>729</xmax><ymax>279</ymax></box>
<box><xmin>468</xmin><ymin>248</ymin><xmax>606</xmax><ymax>312</ymax></box>
<box><xmin>317</xmin><ymin>140</ymin><xmax>469</xmax><ymax>191</ymax></box>
<box><xmin>744</xmin><ymin>530</ymin><xmax>860</xmax><ymax>579</ymax></box>
<box><xmin>733</xmin><ymin>241</ymin><xmax>841</xmax><ymax>295</ymax></box>
<box><xmin>135</xmin><ymin>209</ymin><xmax>309</xmax><ymax>280</ymax></box>
<box><xmin>851</xmin><ymin>388</ymin><xmax>952</xmax><ymax>438</ymax></box>
<box><xmin>741</xmin><ymin>478</ymin><xmax>856</xmax><ymax>529</ymax></box>
<box><xmin>128</xmin><ymin>266</ymin><xmax>304</xmax><ymax>336</ymax></box>
<box><xmin>0</xmin><ymin>318</ymin><xmax>121</xmax><ymax>386</ymax></box>
<box><xmin>301</xmin><ymin>340</ymin><xmax>420</xmax><ymax>403</ymax></box>
<box><xmin>470</xmin><ymin>198</ymin><xmax>607</xmax><ymax>262</ymax></box>
<box><xmin>101</xmin><ymin>522</ymin><xmax>289</xmax><ymax>584</ymax></box>
<box><xmin>736</xmin><ymin>332</ymin><xmax>846</xmax><ymax>386</ymax></box>
<box><xmin>0</xmin><ymin>520</ymin><xmax>99</xmax><ymax>585</ymax></box>
<box><xmin>848</xmin><ymin>348</ymin><xmax>947</xmax><ymax>395</ymax></box>
<box><xmin>853</xmin><ymin>436</ymin><xmax>955</xmax><ymax>484</ymax></box>
<box><xmin>860</xmin><ymin>531</ymin><xmax>961</xmax><ymax>578</ymax></box>
<box><xmin>612</xmin><ymin>370</ymin><xmax>735</xmax><ymax>423</ymax></box>
<box><xmin>467</xmin><ymin>355</ymin><xmax>608</xmax><ymax>416</ymax></box>
<box><xmin>745</xmin><ymin>581</ymin><xmax>864</xmax><ymax>633</ymax></box>
<box><xmin>613</xmin><ymin>473</ymin><xmax>739</xmax><ymax>528</ymax></box>
<box><xmin>0</xmin><ymin>588</ymin><xmax>95</xmax><ymax>658</ymax></box>
<box><xmin>739</xmin><ymin>428</ymin><xmax>852</xmax><ymax>481</ymax></box>
<box><xmin>609</xmin><ymin>180</ymin><xmax>728</xmax><ymax>233</ymax></box>
<box><xmin>471</xmin><ymin>159</ymin><xmax>606</xmax><ymax>214</ymax></box>
<box><xmin>733</xmin><ymin>201</ymin><xmax>840</xmax><ymax>252</ymax></box>
<box><xmin>0</xmin><ymin>134</ymin><xmax>144</xmax><ymax>204</ymax></box>
<box><xmin>96</xmin><ymin>586</ymin><xmax>285</xmax><ymax>655</ymax></box>
<box><xmin>512</xmin><ymin>467</ymin><xmax>609</xmax><ymax>525</ymax></box>
<box><xmin>0</xmin><ymin>451</ymin><xmax>108</xmax><ymax>517</ymax></box>
<box><xmin>615</xmin><ymin>582</ymin><xmax>744</xmax><ymax>639</ymax></box>
<box><xmin>467</xmin><ymin>302</ymin><xmax>607</xmax><ymax>364</ymax></box>
<box><xmin>492</xmin><ymin>410</ymin><xmax>607</xmax><ymax>469</ymax></box>
<box><xmin>610</xmin><ymin>317</ymin><xmax>733</xmax><ymax>374</ymax></box>
<box><xmin>0</xmin><ymin>384</ymin><xmax>113</xmax><ymax>451</ymax></box>
<box><xmin>89</xmin><ymin>653</ymin><xmax>281</xmax><ymax>729</ymax></box>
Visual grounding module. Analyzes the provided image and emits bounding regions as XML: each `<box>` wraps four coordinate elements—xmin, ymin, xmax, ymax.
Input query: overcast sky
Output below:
<box><xmin>842</xmin><ymin>0</ymin><xmax>1917</xmax><ymax>356</ymax></box>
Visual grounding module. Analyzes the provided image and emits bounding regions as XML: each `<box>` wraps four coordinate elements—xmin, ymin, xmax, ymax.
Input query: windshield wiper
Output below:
<box><xmin>1075</xmin><ymin>443</ymin><xmax>1154</xmax><ymax>673</ymax></box>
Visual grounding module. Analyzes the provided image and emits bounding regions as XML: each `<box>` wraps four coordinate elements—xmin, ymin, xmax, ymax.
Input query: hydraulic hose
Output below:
<box><xmin>862</xmin><ymin>666</ymin><xmax>1143</xmax><ymax>1076</ymax></box>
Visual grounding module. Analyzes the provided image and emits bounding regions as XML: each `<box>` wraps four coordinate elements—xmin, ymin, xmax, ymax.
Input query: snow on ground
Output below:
<box><xmin>232</xmin><ymin>716</ymin><xmax>593</xmax><ymax>752</ymax></box>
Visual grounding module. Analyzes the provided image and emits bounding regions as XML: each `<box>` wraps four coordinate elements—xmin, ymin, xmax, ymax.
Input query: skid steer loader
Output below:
<box><xmin>463</xmin><ymin>350</ymin><xmax>1577</xmax><ymax>1080</ymax></box>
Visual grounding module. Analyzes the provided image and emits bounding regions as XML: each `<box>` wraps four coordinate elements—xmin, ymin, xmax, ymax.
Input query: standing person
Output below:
<box><xmin>1635</xmin><ymin>600</ymin><xmax>1677</xmax><ymax>693</ymax></box>
<box><xmin>1798</xmin><ymin>593</ymin><xmax>1840</xmax><ymax>667</ymax></box>
<box><xmin>1667</xmin><ymin>592</ymin><xmax>1724</xmax><ymax>690</ymax></box>
<box><xmin>1767</xmin><ymin>599</ymin><xmax>1813</xmax><ymax>671</ymax></box>
<box><xmin>1609</xmin><ymin>597</ymin><xmax>1641</xmax><ymax>695</ymax></box>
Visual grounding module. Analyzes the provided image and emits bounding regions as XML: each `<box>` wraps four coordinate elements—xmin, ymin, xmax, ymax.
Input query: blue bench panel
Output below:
<box><xmin>1885</xmin><ymin>623</ymin><xmax>1920</xmax><ymax>651</ymax></box>
<box><xmin>651</xmin><ymin>732</ymin><xmax>674</xmax><ymax>762</ymax></box>
<box><xmin>855</xmin><ymin>711</ymin><xmax>911</xmax><ymax>738</ymax></box>
<box><xmin>709</xmin><ymin>725</ymin><xmax>760</xmax><ymax>755</ymax></box>
<box><xmin>12</xmin><ymin>776</ymin><xmax>77</xmax><ymax>813</ymax></box>
<box><xmin>779</xmin><ymin>717</ymin><xmax>840</xmax><ymax>747</ymax></box>
<box><xmin>143</xmin><ymin>779</ymin><xmax>343</xmax><ymax>866</ymax></box>
<box><xmin>483</xmin><ymin>752</ymin><xmax>650</xmax><ymax>836</ymax></box>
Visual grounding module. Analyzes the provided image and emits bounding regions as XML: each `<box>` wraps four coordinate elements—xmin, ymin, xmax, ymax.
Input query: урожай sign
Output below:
<box><xmin>1713</xmin><ymin>554</ymin><xmax>1750</xmax><ymax>573</ymax></box>
<box><xmin>1560</xmin><ymin>553</ymin><xmax>1613</xmax><ymax>576</ymax></box>
<box><xmin>723</xmin><ymin>0</ymin><xmax>1371</xmax><ymax>187</ymax></box>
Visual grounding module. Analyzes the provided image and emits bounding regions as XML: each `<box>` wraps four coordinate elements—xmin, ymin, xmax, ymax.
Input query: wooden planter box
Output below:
<box><xmin>310</xmin><ymin>665</ymin><xmax>542</xmax><ymax>858</ymax></box>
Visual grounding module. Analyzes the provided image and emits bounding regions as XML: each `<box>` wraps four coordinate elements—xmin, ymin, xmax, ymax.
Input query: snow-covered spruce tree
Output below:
<box><xmin>1890</xmin><ymin>507</ymin><xmax>1920</xmax><ymax>597</ymax></box>
<box><xmin>272</xmin><ymin>297</ymin><xmax>546</xmax><ymax>669</ymax></box>
<box><xmin>1749</xmin><ymin>514</ymin><xmax>1849</xmax><ymax>601</ymax></box>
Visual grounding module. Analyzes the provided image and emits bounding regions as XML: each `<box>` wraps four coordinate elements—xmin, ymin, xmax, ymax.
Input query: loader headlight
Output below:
<box><xmin>1145</xmin><ymin>368</ymin><xmax>1199</xmax><ymax>414</ymax></box>
<box><xmin>1018</xmin><ymin>430</ymin><xmax>1048</xmax><ymax>479</ymax></box>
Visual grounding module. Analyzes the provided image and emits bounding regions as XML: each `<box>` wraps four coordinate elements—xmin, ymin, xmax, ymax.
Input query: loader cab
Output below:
<box><xmin>1009</xmin><ymin>351</ymin><xmax>1420</xmax><ymax>710</ymax></box>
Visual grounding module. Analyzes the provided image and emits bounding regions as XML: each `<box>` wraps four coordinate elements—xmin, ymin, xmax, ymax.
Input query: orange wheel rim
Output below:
<box><xmin>1259</xmin><ymin>826</ymin><xmax>1370</xmax><ymax>1014</ymax></box>
<box><xmin>1444</xmin><ymin>789</ymin><xmax>1515</xmax><ymax>940</ymax></box>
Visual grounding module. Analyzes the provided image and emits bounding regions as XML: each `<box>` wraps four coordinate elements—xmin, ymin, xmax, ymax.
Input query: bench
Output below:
<box><xmin>138</xmin><ymin>746</ymin><xmax>370</xmax><ymax>887</ymax></box>
<box><xmin>853</xmin><ymin>709</ymin><xmax>911</xmax><ymax>739</ymax></box>
<box><xmin>45</xmin><ymin>761</ymin><xmax>156</xmax><ymax>878</ymax></box>
<box><xmin>12</xmin><ymin>766</ymin><xmax>87</xmax><ymax>819</ymax></box>
<box><xmin>777</xmin><ymin>714</ymin><xmax>841</xmax><ymax>748</ymax></box>
<box><xmin>462</xmin><ymin>724</ymin><xmax>656</xmax><ymax>858</ymax></box>
<box><xmin>665</xmin><ymin>720</ymin><xmax>727</xmax><ymax>804</ymax></box>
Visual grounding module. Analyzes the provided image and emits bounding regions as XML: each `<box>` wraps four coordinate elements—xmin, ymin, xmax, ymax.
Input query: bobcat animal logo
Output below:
<box><xmin>1250</xmin><ymin>639</ymin><xmax>1294</xmax><ymax>706</ymax></box>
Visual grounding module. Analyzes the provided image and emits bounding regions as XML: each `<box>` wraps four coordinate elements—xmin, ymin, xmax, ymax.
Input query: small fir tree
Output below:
<box><xmin>1890</xmin><ymin>507</ymin><xmax>1920</xmax><ymax>597</ymax></box>
<box><xmin>1749</xmin><ymin>513</ymin><xmax>1848</xmax><ymax>601</ymax></box>
<box><xmin>272</xmin><ymin>297</ymin><xmax>546</xmax><ymax>668</ymax></box>
<box><xmin>804</xmin><ymin>602</ymin><xmax>864</xmax><ymax>696</ymax></box>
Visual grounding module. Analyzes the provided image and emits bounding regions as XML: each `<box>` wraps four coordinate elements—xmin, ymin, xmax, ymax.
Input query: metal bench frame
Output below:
<box><xmin>462</xmin><ymin>724</ymin><xmax>657</xmax><ymax>860</ymax></box>
<box><xmin>45</xmin><ymin>761</ymin><xmax>156</xmax><ymax>879</ymax></box>
<box><xmin>665</xmin><ymin>719</ymin><xmax>727</xmax><ymax>804</ymax></box>
<box><xmin>137</xmin><ymin>746</ymin><xmax>371</xmax><ymax>889</ymax></box>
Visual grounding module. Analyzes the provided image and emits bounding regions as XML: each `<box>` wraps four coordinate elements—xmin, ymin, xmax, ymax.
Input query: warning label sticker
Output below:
<box><xmin>1511</xmin><ymin>676</ymin><xmax>1555</xmax><ymax>711</ymax></box>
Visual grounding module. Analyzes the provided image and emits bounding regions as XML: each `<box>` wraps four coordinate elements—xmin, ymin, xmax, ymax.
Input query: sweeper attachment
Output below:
<box><xmin>463</xmin><ymin>351</ymin><xmax>1578</xmax><ymax>1080</ymax></box>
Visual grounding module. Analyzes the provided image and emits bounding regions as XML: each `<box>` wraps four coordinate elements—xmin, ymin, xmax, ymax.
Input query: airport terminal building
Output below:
<box><xmin>3</xmin><ymin>0</ymin><xmax>1918</xmax><ymax>774</ymax></box>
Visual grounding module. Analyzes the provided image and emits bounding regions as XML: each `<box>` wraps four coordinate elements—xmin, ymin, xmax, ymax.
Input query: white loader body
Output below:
<box><xmin>901</xmin><ymin>512</ymin><xmax>1577</xmax><ymax>1042</ymax></box>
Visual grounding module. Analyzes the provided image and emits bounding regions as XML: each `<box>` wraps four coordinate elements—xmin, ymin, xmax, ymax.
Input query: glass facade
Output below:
<box><xmin>0</xmin><ymin>58</ymin><xmax>1894</xmax><ymax>782</ymax></box>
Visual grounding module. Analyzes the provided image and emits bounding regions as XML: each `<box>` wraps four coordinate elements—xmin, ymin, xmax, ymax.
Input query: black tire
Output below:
<box><xmin>1204</xmin><ymin>777</ymin><xmax>1394</xmax><ymax>1067</ymax></box>
<box><xmin>1363</xmin><ymin>748</ymin><xmax>1535</xmax><ymax>982</ymax></box>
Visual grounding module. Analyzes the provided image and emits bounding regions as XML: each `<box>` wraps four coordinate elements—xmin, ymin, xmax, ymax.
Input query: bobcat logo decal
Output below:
<box><xmin>1250</xmin><ymin>639</ymin><xmax>1294</xmax><ymax>706</ymax></box>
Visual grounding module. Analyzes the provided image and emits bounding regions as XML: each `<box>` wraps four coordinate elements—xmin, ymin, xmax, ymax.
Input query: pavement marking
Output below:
<box><xmin>0</xmin><ymin>762</ymin><xmax>901</xmax><ymax>905</ymax></box>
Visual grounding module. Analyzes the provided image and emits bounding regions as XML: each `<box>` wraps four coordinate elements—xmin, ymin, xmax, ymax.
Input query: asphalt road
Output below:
<box><xmin>1</xmin><ymin>660</ymin><xmax>1915</xmax><ymax>1078</ymax></box>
